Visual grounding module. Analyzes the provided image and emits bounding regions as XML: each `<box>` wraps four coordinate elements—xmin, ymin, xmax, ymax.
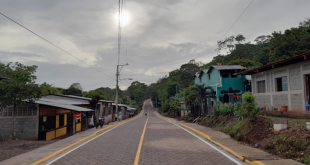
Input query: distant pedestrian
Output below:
<box><xmin>119</xmin><ymin>111</ymin><xmax>122</xmax><ymax>121</ymax></box>
<box><xmin>115</xmin><ymin>114</ymin><xmax>118</xmax><ymax>121</ymax></box>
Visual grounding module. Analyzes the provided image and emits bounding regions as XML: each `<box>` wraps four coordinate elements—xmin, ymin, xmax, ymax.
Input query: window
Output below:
<box><xmin>59</xmin><ymin>114</ymin><xmax>64</xmax><ymax>127</ymax></box>
<box><xmin>199</xmin><ymin>77</ymin><xmax>202</xmax><ymax>83</ymax></box>
<box><xmin>257</xmin><ymin>80</ymin><xmax>266</xmax><ymax>93</ymax></box>
<box><xmin>208</xmin><ymin>74</ymin><xmax>210</xmax><ymax>80</ymax></box>
<box><xmin>276</xmin><ymin>76</ymin><xmax>288</xmax><ymax>91</ymax></box>
<box><xmin>231</xmin><ymin>72</ymin><xmax>237</xmax><ymax>78</ymax></box>
<box><xmin>44</xmin><ymin>116</ymin><xmax>56</xmax><ymax>131</ymax></box>
<box><xmin>222</xmin><ymin>73</ymin><xmax>229</xmax><ymax>78</ymax></box>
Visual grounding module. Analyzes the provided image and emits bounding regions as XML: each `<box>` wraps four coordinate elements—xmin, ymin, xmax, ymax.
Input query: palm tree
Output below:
<box><xmin>185</xmin><ymin>84</ymin><xmax>208</xmax><ymax>117</ymax></box>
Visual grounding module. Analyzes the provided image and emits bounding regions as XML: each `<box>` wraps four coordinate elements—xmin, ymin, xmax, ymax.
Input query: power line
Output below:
<box><xmin>0</xmin><ymin>12</ymin><xmax>116</xmax><ymax>81</ymax></box>
<box><xmin>205</xmin><ymin>0</ymin><xmax>255</xmax><ymax>56</ymax></box>
<box><xmin>220</xmin><ymin>0</ymin><xmax>255</xmax><ymax>40</ymax></box>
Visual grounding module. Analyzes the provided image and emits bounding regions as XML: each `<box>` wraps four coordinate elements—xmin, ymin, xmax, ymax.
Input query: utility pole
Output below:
<box><xmin>115</xmin><ymin>65</ymin><xmax>119</xmax><ymax>121</ymax></box>
<box><xmin>115</xmin><ymin>64</ymin><xmax>128</xmax><ymax>121</ymax></box>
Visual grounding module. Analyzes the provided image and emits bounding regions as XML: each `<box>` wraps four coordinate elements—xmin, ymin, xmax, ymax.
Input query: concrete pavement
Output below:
<box><xmin>161</xmin><ymin>115</ymin><xmax>303</xmax><ymax>165</ymax></box>
<box><xmin>1</xmin><ymin>100</ymin><xmax>252</xmax><ymax>165</ymax></box>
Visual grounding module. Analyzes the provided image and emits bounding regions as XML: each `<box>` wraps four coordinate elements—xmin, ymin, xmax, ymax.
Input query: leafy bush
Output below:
<box><xmin>269</xmin><ymin>135</ymin><xmax>308</xmax><ymax>158</ymax></box>
<box><xmin>235</xmin><ymin>92</ymin><xmax>260</xmax><ymax>120</ymax></box>
<box><xmin>305</xmin><ymin>154</ymin><xmax>310</xmax><ymax>165</ymax></box>
<box><xmin>213</xmin><ymin>102</ymin><xmax>235</xmax><ymax>116</ymax></box>
<box><xmin>222</xmin><ymin>120</ymin><xmax>251</xmax><ymax>141</ymax></box>
<box><xmin>161</xmin><ymin>101</ymin><xmax>171</xmax><ymax>113</ymax></box>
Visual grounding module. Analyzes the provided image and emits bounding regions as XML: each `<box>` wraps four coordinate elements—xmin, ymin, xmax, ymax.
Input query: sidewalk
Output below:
<box><xmin>0</xmin><ymin>119</ymin><xmax>126</xmax><ymax>165</ymax></box>
<box><xmin>163</xmin><ymin>116</ymin><xmax>303</xmax><ymax>165</ymax></box>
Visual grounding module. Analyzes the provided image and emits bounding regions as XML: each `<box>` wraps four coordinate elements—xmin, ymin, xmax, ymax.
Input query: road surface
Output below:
<box><xmin>44</xmin><ymin>100</ymin><xmax>245</xmax><ymax>165</ymax></box>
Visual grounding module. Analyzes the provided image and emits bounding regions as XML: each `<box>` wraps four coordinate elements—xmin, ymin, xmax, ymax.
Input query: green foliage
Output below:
<box><xmin>40</xmin><ymin>82</ymin><xmax>63</xmax><ymax>95</ymax></box>
<box><xmin>235</xmin><ymin>93</ymin><xmax>260</xmax><ymax>120</ymax></box>
<box><xmin>305</xmin><ymin>154</ymin><xmax>310</xmax><ymax>165</ymax></box>
<box><xmin>0</xmin><ymin>62</ymin><xmax>42</xmax><ymax>139</ymax></box>
<box><xmin>269</xmin><ymin>19</ymin><xmax>310</xmax><ymax>63</ymax></box>
<box><xmin>270</xmin><ymin>135</ymin><xmax>308</xmax><ymax>158</ymax></box>
<box><xmin>0</xmin><ymin>62</ymin><xmax>42</xmax><ymax>107</ymax></box>
<box><xmin>202</xmin><ymin>18</ymin><xmax>310</xmax><ymax>70</ymax></box>
<box><xmin>222</xmin><ymin>120</ymin><xmax>251</xmax><ymax>141</ymax></box>
<box><xmin>63</xmin><ymin>83</ymin><xmax>83</xmax><ymax>96</ymax></box>
<box><xmin>213</xmin><ymin>102</ymin><xmax>235</xmax><ymax>116</ymax></box>
<box><xmin>227</xmin><ymin>59</ymin><xmax>255</xmax><ymax>70</ymax></box>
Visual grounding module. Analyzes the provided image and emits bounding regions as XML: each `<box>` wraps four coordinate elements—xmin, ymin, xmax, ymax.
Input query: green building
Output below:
<box><xmin>194</xmin><ymin>65</ymin><xmax>251</xmax><ymax>106</ymax></box>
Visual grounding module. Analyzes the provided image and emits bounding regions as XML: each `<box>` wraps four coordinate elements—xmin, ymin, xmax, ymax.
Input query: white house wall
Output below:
<box><xmin>252</xmin><ymin>60</ymin><xmax>310</xmax><ymax>112</ymax></box>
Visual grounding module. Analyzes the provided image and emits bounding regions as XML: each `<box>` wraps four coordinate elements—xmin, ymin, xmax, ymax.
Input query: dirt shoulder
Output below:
<box><xmin>0</xmin><ymin>139</ymin><xmax>58</xmax><ymax>162</ymax></box>
<box><xmin>173</xmin><ymin>114</ymin><xmax>310</xmax><ymax>164</ymax></box>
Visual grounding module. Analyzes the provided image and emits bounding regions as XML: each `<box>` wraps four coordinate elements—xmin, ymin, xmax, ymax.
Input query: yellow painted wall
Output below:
<box><xmin>76</xmin><ymin>123</ymin><xmax>81</xmax><ymax>132</ymax></box>
<box><xmin>56</xmin><ymin>115</ymin><xmax>59</xmax><ymax>128</ymax></box>
<box><xmin>57</xmin><ymin>109</ymin><xmax>71</xmax><ymax>114</ymax></box>
<box><xmin>56</xmin><ymin>127</ymin><xmax>67</xmax><ymax>138</ymax></box>
<box><xmin>46</xmin><ymin>130</ymin><xmax>55</xmax><ymax>141</ymax></box>
<box><xmin>64</xmin><ymin>114</ymin><xmax>67</xmax><ymax>126</ymax></box>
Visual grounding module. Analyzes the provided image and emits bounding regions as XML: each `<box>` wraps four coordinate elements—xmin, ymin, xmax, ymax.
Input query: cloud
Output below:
<box><xmin>0</xmin><ymin>0</ymin><xmax>310</xmax><ymax>90</ymax></box>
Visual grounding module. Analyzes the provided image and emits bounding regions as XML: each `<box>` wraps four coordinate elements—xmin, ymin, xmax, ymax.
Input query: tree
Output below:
<box><xmin>184</xmin><ymin>84</ymin><xmax>207</xmax><ymax>117</ymax></box>
<box><xmin>269</xmin><ymin>19</ymin><xmax>310</xmax><ymax>62</ymax></box>
<box><xmin>235</xmin><ymin>34</ymin><xmax>246</xmax><ymax>44</ymax></box>
<box><xmin>0</xmin><ymin>62</ymin><xmax>42</xmax><ymax>139</ymax></box>
<box><xmin>254</xmin><ymin>35</ymin><xmax>272</xmax><ymax>45</ymax></box>
<box><xmin>63</xmin><ymin>83</ymin><xmax>83</xmax><ymax>96</ymax></box>
<box><xmin>40</xmin><ymin>82</ymin><xmax>63</xmax><ymax>95</ymax></box>
<box><xmin>227</xmin><ymin>59</ymin><xmax>255</xmax><ymax>70</ymax></box>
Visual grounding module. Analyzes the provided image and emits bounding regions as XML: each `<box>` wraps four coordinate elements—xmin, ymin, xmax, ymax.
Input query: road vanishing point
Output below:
<box><xmin>42</xmin><ymin>100</ymin><xmax>245</xmax><ymax>165</ymax></box>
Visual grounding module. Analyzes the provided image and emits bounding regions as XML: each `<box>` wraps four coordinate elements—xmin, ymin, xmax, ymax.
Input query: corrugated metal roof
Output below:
<box><xmin>63</xmin><ymin>95</ymin><xmax>114</xmax><ymax>103</ymax></box>
<box><xmin>64</xmin><ymin>95</ymin><xmax>91</xmax><ymax>100</ymax></box>
<box><xmin>112</xmin><ymin>103</ymin><xmax>129</xmax><ymax>107</ymax></box>
<box><xmin>212</xmin><ymin>65</ymin><xmax>246</xmax><ymax>70</ymax></box>
<box><xmin>40</xmin><ymin>98</ymin><xmax>87</xmax><ymax>105</ymax></box>
<box><xmin>35</xmin><ymin>100</ymin><xmax>93</xmax><ymax>112</ymax></box>
<box><xmin>100</xmin><ymin>100</ymin><xmax>114</xmax><ymax>103</ymax></box>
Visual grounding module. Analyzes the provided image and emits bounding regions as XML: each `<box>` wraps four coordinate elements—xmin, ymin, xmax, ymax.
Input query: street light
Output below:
<box><xmin>115</xmin><ymin>63</ymin><xmax>129</xmax><ymax>121</ymax></box>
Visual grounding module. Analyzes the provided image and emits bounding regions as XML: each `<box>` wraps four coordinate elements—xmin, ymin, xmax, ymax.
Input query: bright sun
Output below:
<box><xmin>115</xmin><ymin>12</ymin><xmax>129</xmax><ymax>26</ymax></box>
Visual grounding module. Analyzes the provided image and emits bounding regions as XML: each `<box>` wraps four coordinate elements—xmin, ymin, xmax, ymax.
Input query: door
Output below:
<box><xmin>67</xmin><ymin>113</ymin><xmax>73</xmax><ymax>135</ymax></box>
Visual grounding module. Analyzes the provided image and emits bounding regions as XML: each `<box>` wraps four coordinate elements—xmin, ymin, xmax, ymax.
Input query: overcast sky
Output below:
<box><xmin>0</xmin><ymin>0</ymin><xmax>309</xmax><ymax>90</ymax></box>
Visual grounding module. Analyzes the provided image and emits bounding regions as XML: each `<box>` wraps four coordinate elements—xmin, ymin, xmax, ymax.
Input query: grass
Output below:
<box><xmin>266</xmin><ymin>116</ymin><xmax>310</xmax><ymax>127</ymax></box>
<box><xmin>305</xmin><ymin>154</ymin><xmax>310</xmax><ymax>165</ymax></box>
<box><xmin>222</xmin><ymin>120</ymin><xmax>251</xmax><ymax>141</ymax></box>
<box><xmin>270</xmin><ymin>135</ymin><xmax>308</xmax><ymax>158</ymax></box>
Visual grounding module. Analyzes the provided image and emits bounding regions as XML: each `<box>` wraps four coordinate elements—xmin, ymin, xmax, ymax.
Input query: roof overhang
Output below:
<box><xmin>34</xmin><ymin>100</ymin><xmax>93</xmax><ymax>112</ymax></box>
<box><xmin>242</xmin><ymin>52</ymin><xmax>310</xmax><ymax>75</ymax></box>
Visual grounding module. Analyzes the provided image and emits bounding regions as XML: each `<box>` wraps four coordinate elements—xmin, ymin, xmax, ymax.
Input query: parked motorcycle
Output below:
<box><xmin>96</xmin><ymin>116</ymin><xmax>105</xmax><ymax>129</ymax></box>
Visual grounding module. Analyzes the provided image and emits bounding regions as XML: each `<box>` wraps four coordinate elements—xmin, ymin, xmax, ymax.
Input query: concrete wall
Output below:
<box><xmin>0</xmin><ymin>116</ymin><xmax>38</xmax><ymax>140</ymax></box>
<box><xmin>252</xmin><ymin>60</ymin><xmax>310</xmax><ymax>111</ymax></box>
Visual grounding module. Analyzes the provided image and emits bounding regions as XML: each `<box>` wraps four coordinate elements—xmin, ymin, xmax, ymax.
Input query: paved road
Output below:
<box><xmin>45</xmin><ymin>100</ymin><xmax>244</xmax><ymax>165</ymax></box>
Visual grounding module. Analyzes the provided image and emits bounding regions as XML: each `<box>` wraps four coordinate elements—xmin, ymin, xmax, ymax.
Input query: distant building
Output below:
<box><xmin>194</xmin><ymin>65</ymin><xmax>251</xmax><ymax>106</ymax></box>
<box><xmin>242</xmin><ymin>52</ymin><xmax>310</xmax><ymax>112</ymax></box>
<box><xmin>0</xmin><ymin>98</ymin><xmax>93</xmax><ymax>141</ymax></box>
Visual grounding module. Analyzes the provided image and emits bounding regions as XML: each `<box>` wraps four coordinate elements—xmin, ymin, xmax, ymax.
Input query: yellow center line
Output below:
<box><xmin>134</xmin><ymin>110</ymin><xmax>149</xmax><ymax>165</ymax></box>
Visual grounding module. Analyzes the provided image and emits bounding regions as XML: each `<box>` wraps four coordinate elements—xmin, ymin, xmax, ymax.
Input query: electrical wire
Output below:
<box><xmin>204</xmin><ymin>0</ymin><xmax>255</xmax><ymax>57</ymax></box>
<box><xmin>0</xmin><ymin>12</ymin><xmax>116</xmax><ymax>81</ymax></box>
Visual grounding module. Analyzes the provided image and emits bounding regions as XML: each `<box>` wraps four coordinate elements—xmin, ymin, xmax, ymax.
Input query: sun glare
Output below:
<box><xmin>115</xmin><ymin>11</ymin><xmax>129</xmax><ymax>26</ymax></box>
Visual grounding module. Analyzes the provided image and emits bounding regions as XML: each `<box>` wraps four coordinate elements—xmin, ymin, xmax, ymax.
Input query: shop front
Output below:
<box><xmin>36</xmin><ymin>100</ymin><xmax>93</xmax><ymax>141</ymax></box>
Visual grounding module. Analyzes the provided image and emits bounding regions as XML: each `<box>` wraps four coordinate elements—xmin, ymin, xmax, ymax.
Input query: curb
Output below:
<box><xmin>155</xmin><ymin>112</ymin><xmax>265</xmax><ymax>165</ymax></box>
<box><xmin>31</xmin><ymin>116</ymin><xmax>139</xmax><ymax>165</ymax></box>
